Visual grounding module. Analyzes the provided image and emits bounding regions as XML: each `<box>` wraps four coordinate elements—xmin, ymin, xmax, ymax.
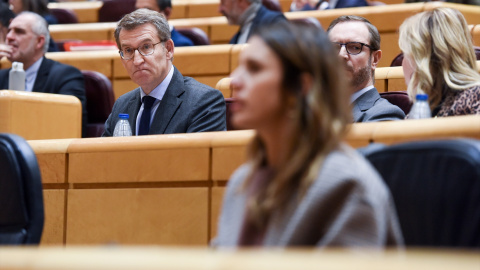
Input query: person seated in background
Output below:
<box><xmin>0</xmin><ymin>12</ymin><xmax>87</xmax><ymax>137</ymax></box>
<box><xmin>399</xmin><ymin>7</ymin><xmax>480</xmax><ymax>117</ymax></box>
<box><xmin>290</xmin><ymin>0</ymin><xmax>367</xmax><ymax>12</ymax></box>
<box><xmin>213</xmin><ymin>21</ymin><xmax>403</xmax><ymax>247</ymax></box>
<box><xmin>102</xmin><ymin>9</ymin><xmax>226</xmax><ymax>136</ymax></box>
<box><xmin>219</xmin><ymin>0</ymin><xmax>286</xmax><ymax>44</ymax></box>
<box><xmin>0</xmin><ymin>1</ymin><xmax>15</xmax><ymax>42</ymax></box>
<box><xmin>135</xmin><ymin>0</ymin><xmax>194</xmax><ymax>47</ymax></box>
<box><xmin>8</xmin><ymin>0</ymin><xmax>58</xmax><ymax>51</ymax></box>
<box><xmin>327</xmin><ymin>15</ymin><xmax>405</xmax><ymax>122</ymax></box>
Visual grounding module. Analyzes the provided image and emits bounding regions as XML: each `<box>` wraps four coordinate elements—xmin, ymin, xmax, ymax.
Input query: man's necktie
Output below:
<box><xmin>138</xmin><ymin>96</ymin><xmax>156</xmax><ymax>135</ymax></box>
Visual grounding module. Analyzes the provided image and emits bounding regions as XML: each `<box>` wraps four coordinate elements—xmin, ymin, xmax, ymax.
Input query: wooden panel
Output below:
<box><xmin>169</xmin><ymin>3</ymin><xmax>187</xmax><ymax>20</ymax></box>
<box><xmin>48</xmin><ymin>1</ymin><xmax>103</xmax><ymax>23</ymax></box>
<box><xmin>386</xmin><ymin>66</ymin><xmax>407</xmax><ymax>92</ymax></box>
<box><xmin>344</xmin><ymin>122</ymin><xmax>377</xmax><ymax>149</ymax></box>
<box><xmin>379</xmin><ymin>33</ymin><xmax>400</xmax><ymax>68</ymax></box>
<box><xmin>174</xmin><ymin>45</ymin><xmax>232</xmax><ymax>75</ymax></box>
<box><xmin>47</xmin><ymin>51</ymin><xmax>115</xmax><ymax>79</ymax></box>
<box><xmin>67</xmin><ymin>135</ymin><xmax>212</xmax><ymax>183</ymax></box>
<box><xmin>472</xmin><ymin>24</ymin><xmax>480</xmax><ymax>47</ymax></box>
<box><xmin>210</xmin><ymin>186</ymin><xmax>226</xmax><ymax>241</ymax></box>
<box><xmin>49</xmin><ymin>22</ymin><xmax>116</xmax><ymax>41</ymax></box>
<box><xmin>194</xmin><ymin>75</ymin><xmax>226</xmax><ymax>90</ymax></box>
<box><xmin>41</xmin><ymin>190</ymin><xmax>66</xmax><ymax>245</ymax></box>
<box><xmin>211</xmin><ymin>130</ymin><xmax>254</xmax><ymax>181</ymax></box>
<box><xmin>371</xmin><ymin>115</ymin><xmax>480</xmax><ymax>145</ymax></box>
<box><xmin>66</xmin><ymin>188</ymin><xmax>208</xmax><ymax>245</ymax></box>
<box><xmin>113</xmin><ymin>79</ymin><xmax>137</xmax><ymax>100</ymax></box>
<box><xmin>187</xmin><ymin>0</ymin><xmax>221</xmax><ymax>18</ymax></box>
<box><xmin>29</xmin><ymin>139</ymin><xmax>73</xmax><ymax>184</ymax></box>
<box><xmin>0</xmin><ymin>91</ymin><xmax>81</xmax><ymax>140</ymax></box>
<box><xmin>69</xmin><ymin>147</ymin><xmax>210</xmax><ymax>183</ymax></box>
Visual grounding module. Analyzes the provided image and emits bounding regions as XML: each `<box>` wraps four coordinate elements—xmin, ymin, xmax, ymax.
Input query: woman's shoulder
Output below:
<box><xmin>310</xmin><ymin>144</ymin><xmax>389</xmax><ymax>198</ymax></box>
<box><xmin>438</xmin><ymin>85</ymin><xmax>480</xmax><ymax>116</ymax></box>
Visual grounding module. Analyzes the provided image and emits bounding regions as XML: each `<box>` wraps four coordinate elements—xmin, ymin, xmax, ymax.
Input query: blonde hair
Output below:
<box><xmin>399</xmin><ymin>7</ymin><xmax>480</xmax><ymax>110</ymax></box>
<box><xmin>244</xmin><ymin>22</ymin><xmax>350</xmax><ymax>228</ymax></box>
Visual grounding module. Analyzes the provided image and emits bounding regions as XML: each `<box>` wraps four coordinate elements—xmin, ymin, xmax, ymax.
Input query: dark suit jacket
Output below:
<box><xmin>353</xmin><ymin>88</ymin><xmax>405</xmax><ymax>122</ymax></box>
<box><xmin>0</xmin><ymin>57</ymin><xmax>87</xmax><ymax>136</ymax></box>
<box><xmin>171</xmin><ymin>28</ymin><xmax>194</xmax><ymax>47</ymax></box>
<box><xmin>102</xmin><ymin>67</ymin><xmax>226</xmax><ymax>136</ymax></box>
<box><xmin>229</xmin><ymin>5</ymin><xmax>287</xmax><ymax>44</ymax></box>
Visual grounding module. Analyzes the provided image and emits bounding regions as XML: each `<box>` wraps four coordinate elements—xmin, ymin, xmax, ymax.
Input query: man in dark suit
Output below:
<box><xmin>102</xmin><ymin>9</ymin><xmax>226</xmax><ymax>136</ymax></box>
<box><xmin>0</xmin><ymin>11</ymin><xmax>87</xmax><ymax>136</ymax></box>
<box><xmin>135</xmin><ymin>0</ymin><xmax>193</xmax><ymax>47</ymax></box>
<box><xmin>219</xmin><ymin>0</ymin><xmax>286</xmax><ymax>44</ymax></box>
<box><xmin>327</xmin><ymin>15</ymin><xmax>405</xmax><ymax>122</ymax></box>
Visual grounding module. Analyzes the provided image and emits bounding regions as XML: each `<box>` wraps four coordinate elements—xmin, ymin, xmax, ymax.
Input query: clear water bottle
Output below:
<box><xmin>9</xmin><ymin>62</ymin><xmax>25</xmax><ymax>91</ymax></box>
<box><xmin>113</xmin><ymin>113</ymin><xmax>132</xmax><ymax>137</ymax></box>
<box><xmin>409</xmin><ymin>93</ymin><xmax>431</xmax><ymax>119</ymax></box>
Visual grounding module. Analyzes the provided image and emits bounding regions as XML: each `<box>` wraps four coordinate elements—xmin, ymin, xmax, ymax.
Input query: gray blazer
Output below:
<box><xmin>213</xmin><ymin>144</ymin><xmax>404</xmax><ymax>247</ymax></box>
<box><xmin>102</xmin><ymin>67</ymin><xmax>226</xmax><ymax>136</ymax></box>
<box><xmin>353</xmin><ymin>88</ymin><xmax>405</xmax><ymax>122</ymax></box>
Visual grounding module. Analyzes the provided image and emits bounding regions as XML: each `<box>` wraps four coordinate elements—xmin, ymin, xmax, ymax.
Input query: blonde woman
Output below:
<box><xmin>213</xmin><ymin>22</ymin><xmax>403</xmax><ymax>247</ymax></box>
<box><xmin>399</xmin><ymin>7</ymin><xmax>480</xmax><ymax>117</ymax></box>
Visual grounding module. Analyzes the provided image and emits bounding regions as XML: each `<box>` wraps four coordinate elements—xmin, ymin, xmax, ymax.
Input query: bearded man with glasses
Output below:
<box><xmin>327</xmin><ymin>15</ymin><xmax>405</xmax><ymax>122</ymax></box>
<box><xmin>102</xmin><ymin>9</ymin><xmax>226</xmax><ymax>136</ymax></box>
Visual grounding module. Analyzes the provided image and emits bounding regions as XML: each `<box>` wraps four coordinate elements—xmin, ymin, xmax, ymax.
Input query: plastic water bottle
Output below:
<box><xmin>409</xmin><ymin>93</ymin><xmax>431</xmax><ymax>119</ymax></box>
<box><xmin>113</xmin><ymin>113</ymin><xmax>132</xmax><ymax>137</ymax></box>
<box><xmin>8</xmin><ymin>62</ymin><xmax>25</xmax><ymax>91</ymax></box>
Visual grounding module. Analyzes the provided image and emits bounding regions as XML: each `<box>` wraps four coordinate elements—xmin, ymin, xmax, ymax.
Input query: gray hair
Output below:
<box><xmin>114</xmin><ymin>8</ymin><xmax>171</xmax><ymax>49</ymax></box>
<box><xmin>18</xmin><ymin>11</ymin><xmax>50</xmax><ymax>53</ymax></box>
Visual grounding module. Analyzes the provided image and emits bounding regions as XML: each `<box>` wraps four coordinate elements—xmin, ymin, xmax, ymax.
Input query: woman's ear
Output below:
<box><xmin>300</xmin><ymin>72</ymin><xmax>314</xmax><ymax>95</ymax></box>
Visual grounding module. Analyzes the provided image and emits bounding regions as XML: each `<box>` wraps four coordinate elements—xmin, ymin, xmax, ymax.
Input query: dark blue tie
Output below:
<box><xmin>138</xmin><ymin>96</ymin><xmax>156</xmax><ymax>135</ymax></box>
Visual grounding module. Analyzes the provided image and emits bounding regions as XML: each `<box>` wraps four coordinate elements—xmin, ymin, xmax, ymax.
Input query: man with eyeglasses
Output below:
<box><xmin>102</xmin><ymin>9</ymin><xmax>226</xmax><ymax>136</ymax></box>
<box><xmin>327</xmin><ymin>15</ymin><xmax>405</xmax><ymax>122</ymax></box>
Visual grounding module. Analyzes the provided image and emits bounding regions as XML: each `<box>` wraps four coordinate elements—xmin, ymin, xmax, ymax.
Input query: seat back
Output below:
<box><xmin>364</xmin><ymin>139</ymin><xmax>480</xmax><ymax>248</ymax></box>
<box><xmin>50</xmin><ymin>8</ymin><xmax>79</xmax><ymax>24</ymax></box>
<box><xmin>379</xmin><ymin>91</ymin><xmax>412</xmax><ymax>115</ymax></box>
<box><xmin>98</xmin><ymin>0</ymin><xmax>136</xmax><ymax>22</ymax></box>
<box><xmin>0</xmin><ymin>133</ymin><xmax>44</xmax><ymax>245</ymax></box>
<box><xmin>176</xmin><ymin>27</ymin><xmax>210</xmax><ymax>45</ymax></box>
<box><xmin>82</xmin><ymin>70</ymin><xmax>114</xmax><ymax>137</ymax></box>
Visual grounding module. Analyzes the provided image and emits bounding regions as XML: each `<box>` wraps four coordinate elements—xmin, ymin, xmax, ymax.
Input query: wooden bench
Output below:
<box><xmin>0</xmin><ymin>90</ymin><xmax>81</xmax><ymax>140</ymax></box>
<box><xmin>48</xmin><ymin>2</ymin><xmax>480</xmax><ymax>68</ymax></box>
<box><xmin>30</xmin><ymin>115</ymin><xmax>480</xmax><ymax>245</ymax></box>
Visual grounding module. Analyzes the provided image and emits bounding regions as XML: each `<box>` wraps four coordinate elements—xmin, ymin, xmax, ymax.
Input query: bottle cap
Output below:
<box><xmin>119</xmin><ymin>113</ymin><xmax>129</xmax><ymax>119</ymax></box>
<box><xmin>416</xmin><ymin>94</ymin><xmax>428</xmax><ymax>101</ymax></box>
<box><xmin>12</xmin><ymin>62</ymin><xmax>24</xmax><ymax>71</ymax></box>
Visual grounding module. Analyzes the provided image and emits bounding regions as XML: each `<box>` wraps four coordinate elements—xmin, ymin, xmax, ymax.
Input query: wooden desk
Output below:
<box><xmin>0</xmin><ymin>247</ymin><xmax>479</xmax><ymax>270</ymax></box>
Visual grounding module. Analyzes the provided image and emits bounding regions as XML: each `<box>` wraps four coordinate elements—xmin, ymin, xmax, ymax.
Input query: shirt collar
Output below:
<box><xmin>25</xmin><ymin>57</ymin><xmax>43</xmax><ymax>92</ymax></box>
<box><xmin>139</xmin><ymin>65</ymin><xmax>174</xmax><ymax>101</ymax></box>
<box><xmin>238</xmin><ymin>2</ymin><xmax>261</xmax><ymax>27</ymax></box>
<box><xmin>351</xmin><ymin>85</ymin><xmax>374</xmax><ymax>103</ymax></box>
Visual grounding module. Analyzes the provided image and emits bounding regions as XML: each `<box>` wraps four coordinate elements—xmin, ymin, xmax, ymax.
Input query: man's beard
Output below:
<box><xmin>351</xmin><ymin>56</ymin><xmax>372</xmax><ymax>90</ymax></box>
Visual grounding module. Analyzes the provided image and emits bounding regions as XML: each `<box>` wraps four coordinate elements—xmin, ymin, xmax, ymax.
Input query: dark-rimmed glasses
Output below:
<box><xmin>119</xmin><ymin>41</ymin><xmax>163</xmax><ymax>60</ymax></box>
<box><xmin>333</xmin><ymin>42</ymin><xmax>373</xmax><ymax>55</ymax></box>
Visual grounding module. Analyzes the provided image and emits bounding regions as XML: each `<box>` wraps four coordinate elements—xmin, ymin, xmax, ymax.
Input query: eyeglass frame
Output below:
<box><xmin>119</xmin><ymin>41</ymin><xmax>164</xmax><ymax>60</ymax></box>
<box><xmin>333</xmin><ymin>42</ymin><xmax>374</xmax><ymax>55</ymax></box>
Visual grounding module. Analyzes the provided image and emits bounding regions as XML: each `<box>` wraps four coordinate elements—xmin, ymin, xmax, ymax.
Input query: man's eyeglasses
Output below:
<box><xmin>333</xmin><ymin>42</ymin><xmax>373</xmax><ymax>55</ymax></box>
<box><xmin>119</xmin><ymin>41</ymin><xmax>163</xmax><ymax>60</ymax></box>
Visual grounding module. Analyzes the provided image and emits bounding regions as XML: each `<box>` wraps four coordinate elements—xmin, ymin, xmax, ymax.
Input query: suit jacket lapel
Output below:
<box><xmin>127</xmin><ymin>90</ymin><xmax>142</xmax><ymax>134</ymax></box>
<box><xmin>32</xmin><ymin>57</ymin><xmax>51</xmax><ymax>93</ymax></box>
<box><xmin>352</xmin><ymin>88</ymin><xmax>380</xmax><ymax>122</ymax></box>
<box><xmin>149</xmin><ymin>68</ymin><xmax>184</xmax><ymax>134</ymax></box>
